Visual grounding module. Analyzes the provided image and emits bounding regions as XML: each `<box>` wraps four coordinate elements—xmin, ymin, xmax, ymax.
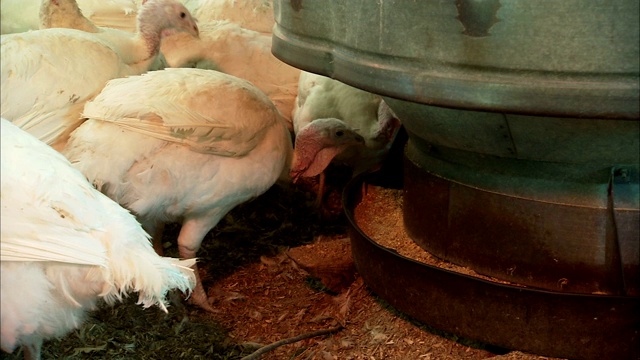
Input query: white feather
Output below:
<box><xmin>188</xmin><ymin>0</ymin><xmax>274</xmax><ymax>34</ymax></box>
<box><xmin>1</xmin><ymin>0</ymin><xmax>198</xmax><ymax>150</ymax></box>
<box><xmin>0</xmin><ymin>119</ymin><xmax>195</xmax><ymax>357</ymax></box>
<box><xmin>62</xmin><ymin>68</ymin><xmax>292</xmax><ymax>310</ymax></box>
<box><xmin>160</xmin><ymin>20</ymin><xmax>300</xmax><ymax>131</ymax></box>
<box><xmin>1</xmin><ymin>28</ymin><xmax>134</xmax><ymax>149</ymax></box>
<box><xmin>39</xmin><ymin>0</ymin><xmax>199</xmax><ymax>71</ymax></box>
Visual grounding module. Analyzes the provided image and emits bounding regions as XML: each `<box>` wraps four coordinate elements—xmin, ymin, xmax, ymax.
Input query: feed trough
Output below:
<box><xmin>272</xmin><ymin>1</ymin><xmax>639</xmax><ymax>359</ymax></box>
<box><xmin>343</xmin><ymin>171</ymin><xmax>639</xmax><ymax>360</ymax></box>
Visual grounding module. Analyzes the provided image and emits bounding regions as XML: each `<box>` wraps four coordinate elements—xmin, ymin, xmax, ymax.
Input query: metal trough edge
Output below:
<box><xmin>343</xmin><ymin>172</ymin><xmax>640</xmax><ymax>360</ymax></box>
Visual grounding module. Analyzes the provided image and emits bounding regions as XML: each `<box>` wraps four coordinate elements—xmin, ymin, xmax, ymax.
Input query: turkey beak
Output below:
<box><xmin>193</xmin><ymin>24</ymin><xmax>200</xmax><ymax>38</ymax></box>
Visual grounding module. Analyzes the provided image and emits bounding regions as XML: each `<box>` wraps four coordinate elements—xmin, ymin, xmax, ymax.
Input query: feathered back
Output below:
<box><xmin>81</xmin><ymin>67</ymin><xmax>285</xmax><ymax>157</ymax></box>
<box><xmin>159</xmin><ymin>20</ymin><xmax>299</xmax><ymax>130</ymax></box>
<box><xmin>0</xmin><ymin>0</ymin><xmax>198</xmax><ymax>149</ymax></box>
<box><xmin>0</xmin><ymin>119</ymin><xmax>195</xmax><ymax>311</ymax></box>
<box><xmin>192</xmin><ymin>0</ymin><xmax>274</xmax><ymax>34</ymax></box>
<box><xmin>0</xmin><ymin>28</ymin><xmax>135</xmax><ymax>148</ymax></box>
<box><xmin>79</xmin><ymin>0</ymin><xmax>138</xmax><ymax>32</ymax></box>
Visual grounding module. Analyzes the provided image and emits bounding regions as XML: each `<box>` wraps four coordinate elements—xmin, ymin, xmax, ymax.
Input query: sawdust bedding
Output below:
<box><xmin>1</xmin><ymin>170</ymin><xmax>561</xmax><ymax>360</ymax></box>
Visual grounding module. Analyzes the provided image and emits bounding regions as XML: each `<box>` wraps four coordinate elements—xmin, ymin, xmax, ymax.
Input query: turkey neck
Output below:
<box><xmin>135</xmin><ymin>5</ymin><xmax>169</xmax><ymax>60</ymax></box>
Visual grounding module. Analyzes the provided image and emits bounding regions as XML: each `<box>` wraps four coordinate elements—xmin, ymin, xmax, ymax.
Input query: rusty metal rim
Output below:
<box><xmin>272</xmin><ymin>26</ymin><xmax>640</xmax><ymax>120</ymax></box>
<box><xmin>343</xmin><ymin>172</ymin><xmax>640</xmax><ymax>360</ymax></box>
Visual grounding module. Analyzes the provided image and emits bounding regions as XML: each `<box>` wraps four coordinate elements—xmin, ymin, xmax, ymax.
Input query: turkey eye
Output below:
<box><xmin>336</xmin><ymin>131</ymin><xmax>344</xmax><ymax>137</ymax></box>
<box><xmin>180</xmin><ymin>12</ymin><xmax>186</xmax><ymax>18</ymax></box>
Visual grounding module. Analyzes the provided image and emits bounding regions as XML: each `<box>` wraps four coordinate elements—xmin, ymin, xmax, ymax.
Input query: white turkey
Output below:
<box><xmin>160</xmin><ymin>20</ymin><xmax>300</xmax><ymax>131</ymax></box>
<box><xmin>0</xmin><ymin>119</ymin><xmax>196</xmax><ymax>360</ymax></box>
<box><xmin>0</xmin><ymin>0</ymin><xmax>198</xmax><ymax>150</ymax></box>
<box><xmin>61</xmin><ymin>67</ymin><xmax>364</xmax><ymax>312</ymax></box>
<box><xmin>187</xmin><ymin>0</ymin><xmax>274</xmax><ymax>34</ymax></box>
<box><xmin>291</xmin><ymin>71</ymin><xmax>401</xmax><ymax>203</ymax></box>
<box><xmin>1</xmin><ymin>0</ymin><xmax>138</xmax><ymax>34</ymax></box>
<box><xmin>40</xmin><ymin>0</ymin><xmax>198</xmax><ymax>72</ymax></box>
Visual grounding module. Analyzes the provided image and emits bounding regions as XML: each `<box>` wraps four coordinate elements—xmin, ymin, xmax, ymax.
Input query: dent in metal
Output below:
<box><xmin>455</xmin><ymin>0</ymin><xmax>502</xmax><ymax>37</ymax></box>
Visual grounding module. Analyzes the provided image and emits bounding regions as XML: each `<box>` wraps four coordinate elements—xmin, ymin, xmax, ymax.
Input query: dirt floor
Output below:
<box><xmin>1</xmin><ymin>163</ymin><xmax>565</xmax><ymax>360</ymax></box>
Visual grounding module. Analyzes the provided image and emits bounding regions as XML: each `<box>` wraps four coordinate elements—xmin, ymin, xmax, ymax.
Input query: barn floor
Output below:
<box><xmin>1</xmin><ymin>167</ymin><xmax>562</xmax><ymax>360</ymax></box>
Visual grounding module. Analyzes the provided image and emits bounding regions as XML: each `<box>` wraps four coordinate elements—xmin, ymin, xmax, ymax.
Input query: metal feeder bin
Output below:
<box><xmin>272</xmin><ymin>1</ymin><xmax>640</xmax><ymax>359</ymax></box>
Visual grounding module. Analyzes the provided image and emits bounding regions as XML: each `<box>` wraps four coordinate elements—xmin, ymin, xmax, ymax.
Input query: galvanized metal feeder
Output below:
<box><xmin>272</xmin><ymin>1</ymin><xmax>640</xmax><ymax>359</ymax></box>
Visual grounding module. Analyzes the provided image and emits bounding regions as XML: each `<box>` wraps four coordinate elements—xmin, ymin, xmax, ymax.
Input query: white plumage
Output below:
<box><xmin>76</xmin><ymin>0</ymin><xmax>139</xmax><ymax>32</ymax></box>
<box><xmin>1</xmin><ymin>29</ymin><xmax>130</xmax><ymax>150</ymax></box>
<box><xmin>0</xmin><ymin>119</ymin><xmax>195</xmax><ymax>360</ymax></box>
<box><xmin>291</xmin><ymin>72</ymin><xmax>401</xmax><ymax>198</ymax></box>
<box><xmin>61</xmin><ymin>68</ymin><xmax>364</xmax><ymax>311</ymax></box>
<box><xmin>39</xmin><ymin>0</ymin><xmax>176</xmax><ymax>71</ymax></box>
<box><xmin>1</xmin><ymin>0</ymin><xmax>138</xmax><ymax>34</ymax></box>
<box><xmin>40</xmin><ymin>0</ymin><xmax>198</xmax><ymax>73</ymax></box>
<box><xmin>188</xmin><ymin>0</ymin><xmax>274</xmax><ymax>34</ymax></box>
<box><xmin>0</xmin><ymin>0</ymin><xmax>198</xmax><ymax>150</ymax></box>
<box><xmin>160</xmin><ymin>19</ymin><xmax>300</xmax><ymax>131</ymax></box>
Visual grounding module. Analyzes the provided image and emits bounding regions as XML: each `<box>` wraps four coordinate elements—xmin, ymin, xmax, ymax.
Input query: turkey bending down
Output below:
<box><xmin>291</xmin><ymin>71</ymin><xmax>402</xmax><ymax>203</ymax></box>
<box><xmin>160</xmin><ymin>20</ymin><xmax>300</xmax><ymax>132</ymax></box>
<box><xmin>61</xmin><ymin>68</ymin><xmax>364</xmax><ymax>311</ymax></box>
<box><xmin>0</xmin><ymin>119</ymin><xmax>196</xmax><ymax>360</ymax></box>
<box><xmin>0</xmin><ymin>0</ymin><xmax>198</xmax><ymax>151</ymax></box>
